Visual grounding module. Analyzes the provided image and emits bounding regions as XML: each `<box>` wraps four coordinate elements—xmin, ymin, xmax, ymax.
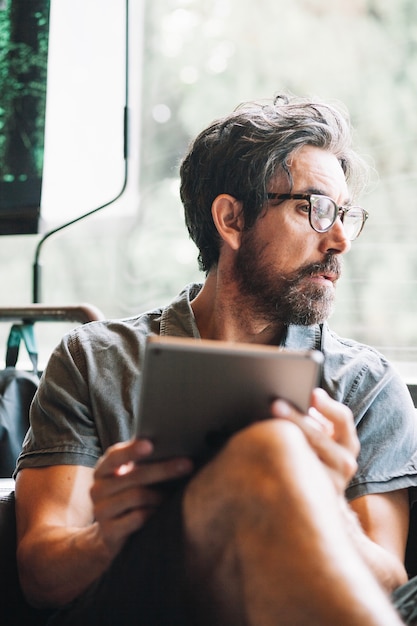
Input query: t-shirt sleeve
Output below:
<box><xmin>15</xmin><ymin>330</ymin><xmax>102</xmax><ymax>473</ymax></box>
<box><xmin>345</xmin><ymin>365</ymin><xmax>417</xmax><ymax>502</ymax></box>
<box><xmin>15</xmin><ymin>319</ymin><xmax>143</xmax><ymax>476</ymax></box>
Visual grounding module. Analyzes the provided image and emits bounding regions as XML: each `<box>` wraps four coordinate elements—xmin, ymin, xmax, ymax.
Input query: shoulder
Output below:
<box><xmin>53</xmin><ymin>282</ymin><xmax>202</xmax><ymax>375</ymax></box>
<box><xmin>320</xmin><ymin>324</ymin><xmax>415</xmax><ymax>433</ymax></box>
<box><xmin>62</xmin><ymin>282</ymin><xmax>204</xmax><ymax>356</ymax></box>
<box><xmin>58</xmin><ymin>308</ymin><xmax>163</xmax><ymax>364</ymax></box>
<box><xmin>286</xmin><ymin>322</ymin><xmax>396</xmax><ymax>408</ymax></box>
<box><xmin>321</xmin><ymin>324</ymin><xmax>392</xmax><ymax>400</ymax></box>
<box><xmin>319</xmin><ymin>327</ymin><xmax>417</xmax><ymax>500</ymax></box>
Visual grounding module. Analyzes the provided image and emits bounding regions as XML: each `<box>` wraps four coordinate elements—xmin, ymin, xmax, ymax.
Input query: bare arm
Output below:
<box><xmin>15</xmin><ymin>439</ymin><xmax>193</xmax><ymax>608</ymax></box>
<box><xmin>348</xmin><ymin>490</ymin><xmax>409</xmax><ymax>590</ymax></box>
<box><xmin>16</xmin><ymin>464</ymin><xmax>102</xmax><ymax>607</ymax></box>
<box><xmin>272</xmin><ymin>389</ymin><xmax>409</xmax><ymax>592</ymax></box>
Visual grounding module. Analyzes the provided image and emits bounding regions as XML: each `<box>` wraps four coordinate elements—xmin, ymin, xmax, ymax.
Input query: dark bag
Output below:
<box><xmin>0</xmin><ymin>324</ymin><xmax>39</xmax><ymax>477</ymax></box>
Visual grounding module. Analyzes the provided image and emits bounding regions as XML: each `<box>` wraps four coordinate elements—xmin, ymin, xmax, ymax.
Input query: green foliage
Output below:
<box><xmin>0</xmin><ymin>0</ymin><xmax>50</xmax><ymax>178</ymax></box>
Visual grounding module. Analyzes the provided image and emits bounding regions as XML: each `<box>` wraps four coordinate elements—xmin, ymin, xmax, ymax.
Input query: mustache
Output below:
<box><xmin>287</xmin><ymin>255</ymin><xmax>342</xmax><ymax>283</ymax></box>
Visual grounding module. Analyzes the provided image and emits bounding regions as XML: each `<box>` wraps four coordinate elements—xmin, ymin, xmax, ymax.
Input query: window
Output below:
<box><xmin>138</xmin><ymin>0</ymin><xmax>417</xmax><ymax>379</ymax></box>
<box><xmin>1</xmin><ymin>0</ymin><xmax>417</xmax><ymax>378</ymax></box>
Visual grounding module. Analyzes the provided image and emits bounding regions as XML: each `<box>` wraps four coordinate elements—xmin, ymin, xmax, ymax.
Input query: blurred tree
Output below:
<box><xmin>1</xmin><ymin>0</ymin><xmax>50</xmax><ymax>179</ymax></box>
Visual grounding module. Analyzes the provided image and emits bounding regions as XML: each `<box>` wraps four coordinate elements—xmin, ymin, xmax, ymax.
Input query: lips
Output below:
<box><xmin>308</xmin><ymin>256</ymin><xmax>341</xmax><ymax>284</ymax></box>
<box><xmin>287</xmin><ymin>255</ymin><xmax>342</xmax><ymax>286</ymax></box>
<box><xmin>309</xmin><ymin>273</ymin><xmax>336</xmax><ymax>285</ymax></box>
<box><xmin>307</xmin><ymin>266</ymin><xmax>340</xmax><ymax>287</ymax></box>
<box><xmin>320</xmin><ymin>272</ymin><xmax>338</xmax><ymax>283</ymax></box>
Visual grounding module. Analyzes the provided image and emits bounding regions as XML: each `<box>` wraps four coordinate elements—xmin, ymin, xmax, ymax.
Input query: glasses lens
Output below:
<box><xmin>310</xmin><ymin>196</ymin><xmax>336</xmax><ymax>232</ymax></box>
<box><xmin>343</xmin><ymin>207</ymin><xmax>365</xmax><ymax>240</ymax></box>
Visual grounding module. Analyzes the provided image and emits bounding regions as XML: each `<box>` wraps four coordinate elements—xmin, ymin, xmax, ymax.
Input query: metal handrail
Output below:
<box><xmin>0</xmin><ymin>304</ymin><xmax>105</xmax><ymax>325</ymax></box>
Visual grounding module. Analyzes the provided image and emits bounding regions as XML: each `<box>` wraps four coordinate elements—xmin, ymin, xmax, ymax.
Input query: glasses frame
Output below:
<box><xmin>266</xmin><ymin>193</ymin><xmax>369</xmax><ymax>240</ymax></box>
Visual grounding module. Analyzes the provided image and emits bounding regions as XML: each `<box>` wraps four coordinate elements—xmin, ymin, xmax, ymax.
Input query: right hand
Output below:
<box><xmin>90</xmin><ymin>438</ymin><xmax>193</xmax><ymax>559</ymax></box>
<box><xmin>271</xmin><ymin>388</ymin><xmax>359</xmax><ymax>495</ymax></box>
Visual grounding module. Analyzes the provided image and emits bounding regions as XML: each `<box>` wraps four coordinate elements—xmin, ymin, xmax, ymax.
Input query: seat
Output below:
<box><xmin>0</xmin><ymin>480</ymin><xmax>52</xmax><ymax>625</ymax></box>
<box><xmin>0</xmin><ymin>304</ymin><xmax>104</xmax><ymax>625</ymax></box>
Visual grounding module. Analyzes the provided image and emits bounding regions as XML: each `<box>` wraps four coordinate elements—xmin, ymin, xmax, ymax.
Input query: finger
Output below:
<box><xmin>271</xmin><ymin>398</ymin><xmax>331</xmax><ymax>442</ymax></box>
<box><xmin>92</xmin><ymin>492</ymin><xmax>160</xmax><ymax>556</ymax></box>
<box><xmin>93</xmin><ymin>484</ymin><xmax>163</xmax><ymax>523</ymax></box>
<box><xmin>95</xmin><ymin>509</ymin><xmax>154</xmax><ymax>552</ymax></box>
<box><xmin>306</xmin><ymin>406</ymin><xmax>334</xmax><ymax>437</ymax></box>
<box><xmin>94</xmin><ymin>451</ymin><xmax>193</xmax><ymax>507</ymax></box>
<box><xmin>271</xmin><ymin>398</ymin><xmax>358</xmax><ymax>485</ymax></box>
<box><xmin>136</xmin><ymin>456</ymin><xmax>194</xmax><ymax>485</ymax></box>
<box><xmin>310</xmin><ymin>388</ymin><xmax>359</xmax><ymax>457</ymax></box>
<box><xmin>95</xmin><ymin>439</ymin><xmax>194</xmax><ymax>484</ymax></box>
<box><xmin>94</xmin><ymin>438</ymin><xmax>154</xmax><ymax>479</ymax></box>
<box><xmin>299</xmin><ymin>415</ymin><xmax>358</xmax><ymax>484</ymax></box>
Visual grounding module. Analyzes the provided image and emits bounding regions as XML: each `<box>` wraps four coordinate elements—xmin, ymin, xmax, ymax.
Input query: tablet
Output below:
<box><xmin>136</xmin><ymin>336</ymin><xmax>323</xmax><ymax>462</ymax></box>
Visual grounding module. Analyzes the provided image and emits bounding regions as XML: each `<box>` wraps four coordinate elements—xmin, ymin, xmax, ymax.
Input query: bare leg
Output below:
<box><xmin>183</xmin><ymin>419</ymin><xmax>404</xmax><ymax>625</ymax></box>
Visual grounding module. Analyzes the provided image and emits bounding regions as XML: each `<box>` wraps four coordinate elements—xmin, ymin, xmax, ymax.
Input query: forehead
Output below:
<box><xmin>284</xmin><ymin>145</ymin><xmax>349</xmax><ymax>201</ymax></box>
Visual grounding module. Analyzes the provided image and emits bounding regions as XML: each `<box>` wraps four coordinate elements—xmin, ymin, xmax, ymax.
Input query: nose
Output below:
<box><xmin>319</xmin><ymin>216</ymin><xmax>351</xmax><ymax>255</ymax></box>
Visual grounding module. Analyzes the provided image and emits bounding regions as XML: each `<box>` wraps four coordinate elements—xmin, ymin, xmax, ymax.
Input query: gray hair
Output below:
<box><xmin>180</xmin><ymin>93</ymin><xmax>369</xmax><ymax>273</ymax></box>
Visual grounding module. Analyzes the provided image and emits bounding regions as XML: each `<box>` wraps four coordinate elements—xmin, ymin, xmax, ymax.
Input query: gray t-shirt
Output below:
<box><xmin>15</xmin><ymin>283</ymin><xmax>417</xmax><ymax>503</ymax></box>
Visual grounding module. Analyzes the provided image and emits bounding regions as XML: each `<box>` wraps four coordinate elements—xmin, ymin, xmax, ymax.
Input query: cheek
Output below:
<box><xmin>254</xmin><ymin>214</ymin><xmax>317</xmax><ymax>269</ymax></box>
<box><xmin>266</xmin><ymin>230</ymin><xmax>313</xmax><ymax>270</ymax></box>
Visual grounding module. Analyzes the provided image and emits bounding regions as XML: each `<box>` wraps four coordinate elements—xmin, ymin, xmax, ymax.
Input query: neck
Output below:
<box><xmin>191</xmin><ymin>271</ymin><xmax>285</xmax><ymax>345</ymax></box>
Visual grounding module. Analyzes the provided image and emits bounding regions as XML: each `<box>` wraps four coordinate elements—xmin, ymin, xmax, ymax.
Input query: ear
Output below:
<box><xmin>211</xmin><ymin>194</ymin><xmax>244</xmax><ymax>251</ymax></box>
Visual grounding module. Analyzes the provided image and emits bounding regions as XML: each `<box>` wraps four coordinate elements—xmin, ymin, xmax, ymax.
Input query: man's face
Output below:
<box><xmin>233</xmin><ymin>145</ymin><xmax>351</xmax><ymax>326</ymax></box>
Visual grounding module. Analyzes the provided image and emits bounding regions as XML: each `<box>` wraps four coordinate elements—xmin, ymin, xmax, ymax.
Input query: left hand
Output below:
<box><xmin>270</xmin><ymin>388</ymin><xmax>359</xmax><ymax>494</ymax></box>
<box><xmin>91</xmin><ymin>438</ymin><xmax>193</xmax><ymax>558</ymax></box>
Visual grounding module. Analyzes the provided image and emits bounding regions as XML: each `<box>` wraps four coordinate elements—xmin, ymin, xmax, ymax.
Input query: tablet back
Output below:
<box><xmin>137</xmin><ymin>336</ymin><xmax>323</xmax><ymax>462</ymax></box>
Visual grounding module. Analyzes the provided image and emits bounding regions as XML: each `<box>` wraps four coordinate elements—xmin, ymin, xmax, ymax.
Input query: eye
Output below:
<box><xmin>296</xmin><ymin>202</ymin><xmax>310</xmax><ymax>215</ymax></box>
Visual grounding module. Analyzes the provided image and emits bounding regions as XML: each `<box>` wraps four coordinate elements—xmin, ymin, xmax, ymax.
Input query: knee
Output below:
<box><xmin>184</xmin><ymin>419</ymin><xmax>311</xmax><ymax>527</ymax></box>
<box><xmin>226</xmin><ymin>418</ymin><xmax>310</xmax><ymax>479</ymax></box>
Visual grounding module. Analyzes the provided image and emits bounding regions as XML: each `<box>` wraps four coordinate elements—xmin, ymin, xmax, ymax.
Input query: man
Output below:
<box><xmin>14</xmin><ymin>94</ymin><xmax>417</xmax><ymax>625</ymax></box>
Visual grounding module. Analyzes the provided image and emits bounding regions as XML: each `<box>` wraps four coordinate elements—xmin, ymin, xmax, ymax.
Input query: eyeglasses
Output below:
<box><xmin>266</xmin><ymin>193</ymin><xmax>369</xmax><ymax>241</ymax></box>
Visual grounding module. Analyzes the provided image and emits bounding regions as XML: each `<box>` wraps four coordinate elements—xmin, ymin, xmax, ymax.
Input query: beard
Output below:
<box><xmin>233</xmin><ymin>230</ymin><xmax>342</xmax><ymax>326</ymax></box>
